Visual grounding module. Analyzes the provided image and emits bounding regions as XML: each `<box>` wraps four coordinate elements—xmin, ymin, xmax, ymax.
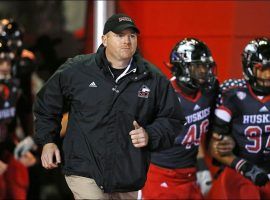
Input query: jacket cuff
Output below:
<box><xmin>145</xmin><ymin>127</ymin><xmax>160</xmax><ymax>151</ymax></box>
<box><xmin>34</xmin><ymin>133</ymin><xmax>56</xmax><ymax>147</ymax></box>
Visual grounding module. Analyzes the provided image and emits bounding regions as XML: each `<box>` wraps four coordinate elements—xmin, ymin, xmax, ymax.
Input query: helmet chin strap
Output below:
<box><xmin>249</xmin><ymin>67</ymin><xmax>270</xmax><ymax>95</ymax></box>
<box><xmin>176</xmin><ymin>79</ymin><xmax>198</xmax><ymax>96</ymax></box>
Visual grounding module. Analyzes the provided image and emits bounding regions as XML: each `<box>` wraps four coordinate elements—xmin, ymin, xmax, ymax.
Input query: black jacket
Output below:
<box><xmin>34</xmin><ymin>45</ymin><xmax>185</xmax><ymax>192</ymax></box>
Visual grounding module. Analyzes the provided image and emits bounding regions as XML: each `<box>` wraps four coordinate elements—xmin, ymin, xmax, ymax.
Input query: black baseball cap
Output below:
<box><xmin>103</xmin><ymin>13</ymin><xmax>140</xmax><ymax>35</ymax></box>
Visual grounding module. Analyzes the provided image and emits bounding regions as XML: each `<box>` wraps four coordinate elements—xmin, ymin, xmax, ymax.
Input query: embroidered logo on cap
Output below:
<box><xmin>118</xmin><ymin>17</ymin><xmax>132</xmax><ymax>22</ymax></box>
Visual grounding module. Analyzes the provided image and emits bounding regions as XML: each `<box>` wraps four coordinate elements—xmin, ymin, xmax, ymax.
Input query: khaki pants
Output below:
<box><xmin>65</xmin><ymin>175</ymin><xmax>138</xmax><ymax>199</ymax></box>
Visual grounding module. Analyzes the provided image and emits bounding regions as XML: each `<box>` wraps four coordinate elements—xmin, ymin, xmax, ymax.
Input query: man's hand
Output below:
<box><xmin>129</xmin><ymin>121</ymin><xmax>149</xmax><ymax>148</ymax></box>
<box><xmin>212</xmin><ymin>133</ymin><xmax>235</xmax><ymax>156</ymax></box>
<box><xmin>41</xmin><ymin>143</ymin><xmax>61</xmax><ymax>169</ymax></box>
<box><xmin>0</xmin><ymin>160</ymin><xmax>7</xmax><ymax>175</ymax></box>
<box><xmin>14</xmin><ymin>136</ymin><xmax>37</xmax><ymax>159</ymax></box>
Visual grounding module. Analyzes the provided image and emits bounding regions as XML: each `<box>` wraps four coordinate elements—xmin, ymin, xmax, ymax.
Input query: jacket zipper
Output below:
<box><xmin>115</xmin><ymin>68</ymin><xmax>136</xmax><ymax>83</ymax></box>
<box><xmin>111</xmin><ymin>68</ymin><xmax>137</xmax><ymax>94</ymax></box>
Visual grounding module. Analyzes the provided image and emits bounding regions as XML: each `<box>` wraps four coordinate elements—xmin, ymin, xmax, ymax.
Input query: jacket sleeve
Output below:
<box><xmin>33</xmin><ymin>64</ymin><xmax>70</xmax><ymax>146</ymax></box>
<box><xmin>145</xmin><ymin>76</ymin><xmax>185</xmax><ymax>151</ymax></box>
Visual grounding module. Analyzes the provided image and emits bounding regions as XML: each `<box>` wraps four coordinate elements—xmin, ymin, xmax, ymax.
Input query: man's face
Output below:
<box><xmin>102</xmin><ymin>29</ymin><xmax>137</xmax><ymax>63</ymax></box>
<box><xmin>253</xmin><ymin>65</ymin><xmax>270</xmax><ymax>87</ymax></box>
<box><xmin>189</xmin><ymin>63</ymin><xmax>210</xmax><ymax>85</ymax></box>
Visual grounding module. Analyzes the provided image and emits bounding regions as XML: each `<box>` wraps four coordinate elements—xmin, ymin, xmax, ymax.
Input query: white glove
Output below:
<box><xmin>14</xmin><ymin>136</ymin><xmax>37</xmax><ymax>159</ymax></box>
<box><xmin>196</xmin><ymin>170</ymin><xmax>212</xmax><ymax>196</ymax></box>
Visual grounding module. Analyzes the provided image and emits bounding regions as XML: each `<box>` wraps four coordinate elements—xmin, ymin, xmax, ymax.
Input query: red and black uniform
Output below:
<box><xmin>142</xmin><ymin>78</ymin><xmax>217</xmax><ymax>199</ymax></box>
<box><xmin>208</xmin><ymin>79</ymin><xmax>270</xmax><ymax>199</ymax></box>
<box><xmin>0</xmin><ymin>79</ymin><xmax>29</xmax><ymax>199</ymax></box>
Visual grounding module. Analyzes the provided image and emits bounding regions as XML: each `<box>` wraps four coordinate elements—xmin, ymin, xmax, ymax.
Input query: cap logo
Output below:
<box><xmin>118</xmin><ymin>17</ymin><xmax>132</xmax><ymax>22</ymax></box>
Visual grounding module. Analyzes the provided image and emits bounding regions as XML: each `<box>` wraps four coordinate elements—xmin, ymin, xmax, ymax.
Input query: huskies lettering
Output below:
<box><xmin>0</xmin><ymin>107</ymin><xmax>16</xmax><ymax>120</ymax></box>
<box><xmin>243</xmin><ymin>114</ymin><xmax>270</xmax><ymax>124</ymax></box>
<box><xmin>185</xmin><ymin>107</ymin><xmax>210</xmax><ymax>124</ymax></box>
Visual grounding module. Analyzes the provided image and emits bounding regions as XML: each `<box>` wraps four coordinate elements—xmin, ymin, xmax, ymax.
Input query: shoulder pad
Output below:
<box><xmin>220</xmin><ymin>79</ymin><xmax>247</xmax><ymax>93</ymax></box>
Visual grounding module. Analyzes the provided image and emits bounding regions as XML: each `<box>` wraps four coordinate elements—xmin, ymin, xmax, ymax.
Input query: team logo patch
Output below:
<box><xmin>138</xmin><ymin>85</ymin><xmax>150</xmax><ymax>98</ymax></box>
<box><xmin>236</xmin><ymin>91</ymin><xmax>246</xmax><ymax>100</ymax></box>
<box><xmin>0</xmin><ymin>84</ymin><xmax>10</xmax><ymax>108</ymax></box>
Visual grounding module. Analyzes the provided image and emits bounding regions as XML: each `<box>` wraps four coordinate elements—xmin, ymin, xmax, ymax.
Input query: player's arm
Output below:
<box><xmin>210</xmin><ymin>119</ymin><xmax>269</xmax><ymax>186</ymax></box>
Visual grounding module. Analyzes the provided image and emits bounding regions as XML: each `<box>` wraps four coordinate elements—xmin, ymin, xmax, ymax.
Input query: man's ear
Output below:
<box><xmin>102</xmin><ymin>35</ymin><xmax>107</xmax><ymax>47</ymax></box>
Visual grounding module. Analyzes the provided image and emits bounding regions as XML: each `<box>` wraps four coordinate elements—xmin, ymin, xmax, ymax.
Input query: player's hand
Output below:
<box><xmin>232</xmin><ymin>158</ymin><xmax>269</xmax><ymax>186</ymax></box>
<box><xmin>196</xmin><ymin>170</ymin><xmax>212</xmax><ymax>196</ymax></box>
<box><xmin>0</xmin><ymin>160</ymin><xmax>7</xmax><ymax>175</ymax></box>
<box><xmin>129</xmin><ymin>121</ymin><xmax>149</xmax><ymax>148</ymax></box>
<box><xmin>212</xmin><ymin>133</ymin><xmax>235</xmax><ymax>156</ymax></box>
<box><xmin>242</xmin><ymin>163</ymin><xmax>269</xmax><ymax>186</ymax></box>
<box><xmin>41</xmin><ymin>143</ymin><xmax>61</xmax><ymax>169</ymax></box>
<box><xmin>14</xmin><ymin>136</ymin><xmax>37</xmax><ymax>159</ymax></box>
<box><xmin>19</xmin><ymin>152</ymin><xmax>37</xmax><ymax>167</ymax></box>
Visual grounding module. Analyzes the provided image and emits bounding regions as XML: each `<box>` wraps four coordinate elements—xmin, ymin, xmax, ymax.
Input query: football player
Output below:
<box><xmin>142</xmin><ymin>38</ymin><xmax>218</xmax><ymax>199</ymax></box>
<box><xmin>0</xmin><ymin>35</ymin><xmax>31</xmax><ymax>199</ymax></box>
<box><xmin>0</xmin><ymin>19</ymin><xmax>36</xmax><ymax>159</ymax></box>
<box><xmin>208</xmin><ymin>37</ymin><xmax>270</xmax><ymax>199</ymax></box>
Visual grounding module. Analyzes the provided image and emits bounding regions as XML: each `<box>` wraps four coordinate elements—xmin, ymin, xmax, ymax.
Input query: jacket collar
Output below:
<box><xmin>95</xmin><ymin>44</ymin><xmax>149</xmax><ymax>76</ymax></box>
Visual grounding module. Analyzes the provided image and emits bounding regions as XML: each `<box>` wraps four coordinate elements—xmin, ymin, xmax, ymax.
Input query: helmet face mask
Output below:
<box><xmin>0</xmin><ymin>59</ymin><xmax>12</xmax><ymax>80</ymax></box>
<box><xmin>0</xmin><ymin>36</ymin><xmax>15</xmax><ymax>60</ymax></box>
<box><xmin>0</xmin><ymin>36</ymin><xmax>14</xmax><ymax>81</ymax></box>
<box><xmin>170</xmin><ymin>38</ymin><xmax>216</xmax><ymax>93</ymax></box>
<box><xmin>190</xmin><ymin>63</ymin><xmax>214</xmax><ymax>84</ymax></box>
<box><xmin>252</xmin><ymin>64</ymin><xmax>270</xmax><ymax>89</ymax></box>
<box><xmin>242</xmin><ymin>37</ymin><xmax>270</xmax><ymax>95</ymax></box>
